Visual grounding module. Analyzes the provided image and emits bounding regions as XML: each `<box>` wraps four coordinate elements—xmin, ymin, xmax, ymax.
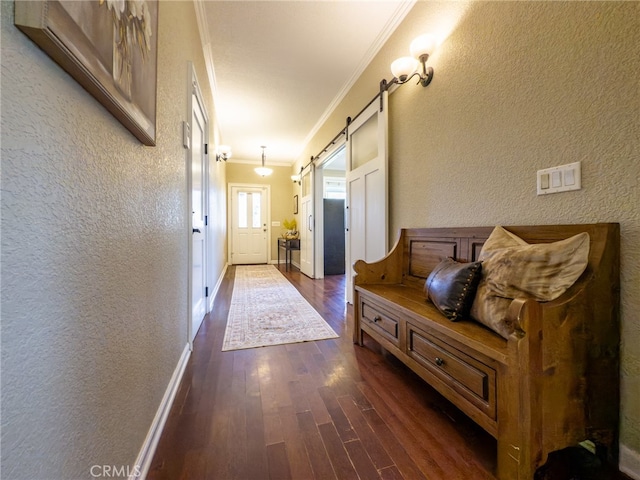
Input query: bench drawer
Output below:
<box><xmin>407</xmin><ymin>324</ymin><xmax>496</xmax><ymax>420</ymax></box>
<box><xmin>360</xmin><ymin>299</ymin><xmax>399</xmax><ymax>346</ymax></box>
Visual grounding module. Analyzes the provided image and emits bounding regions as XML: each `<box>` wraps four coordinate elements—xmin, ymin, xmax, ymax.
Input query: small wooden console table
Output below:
<box><xmin>277</xmin><ymin>238</ymin><xmax>300</xmax><ymax>271</ymax></box>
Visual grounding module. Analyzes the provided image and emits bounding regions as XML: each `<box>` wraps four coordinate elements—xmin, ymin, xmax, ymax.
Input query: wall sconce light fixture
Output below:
<box><xmin>254</xmin><ymin>146</ymin><xmax>273</xmax><ymax>177</ymax></box>
<box><xmin>291</xmin><ymin>174</ymin><xmax>301</xmax><ymax>184</ymax></box>
<box><xmin>216</xmin><ymin>145</ymin><xmax>232</xmax><ymax>162</ymax></box>
<box><xmin>388</xmin><ymin>34</ymin><xmax>435</xmax><ymax>88</ymax></box>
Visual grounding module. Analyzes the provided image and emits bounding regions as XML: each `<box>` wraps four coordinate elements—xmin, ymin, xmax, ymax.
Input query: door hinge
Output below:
<box><xmin>205</xmin><ymin>287</ymin><xmax>209</xmax><ymax>297</ymax></box>
<box><xmin>204</xmin><ymin>143</ymin><xmax>208</xmax><ymax>155</ymax></box>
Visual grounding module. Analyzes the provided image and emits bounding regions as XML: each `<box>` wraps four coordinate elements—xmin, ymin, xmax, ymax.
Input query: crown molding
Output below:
<box><xmin>298</xmin><ymin>0</ymin><xmax>416</xmax><ymax>159</ymax></box>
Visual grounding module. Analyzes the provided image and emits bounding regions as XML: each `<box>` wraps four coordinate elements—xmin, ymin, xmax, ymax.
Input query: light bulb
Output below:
<box><xmin>410</xmin><ymin>34</ymin><xmax>436</xmax><ymax>60</ymax></box>
<box><xmin>390</xmin><ymin>56</ymin><xmax>418</xmax><ymax>82</ymax></box>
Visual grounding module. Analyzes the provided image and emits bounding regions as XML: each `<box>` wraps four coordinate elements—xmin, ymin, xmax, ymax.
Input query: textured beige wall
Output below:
<box><xmin>226</xmin><ymin>163</ymin><xmax>296</xmax><ymax>263</ymax></box>
<box><xmin>299</xmin><ymin>0</ymin><xmax>640</xmax><ymax>463</ymax></box>
<box><xmin>1</xmin><ymin>1</ymin><xmax>226</xmax><ymax>478</ymax></box>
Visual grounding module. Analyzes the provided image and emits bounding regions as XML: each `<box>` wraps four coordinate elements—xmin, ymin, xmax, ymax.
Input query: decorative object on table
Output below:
<box><xmin>14</xmin><ymin>0</ymin><xmax>159</xmax><ymax>146</ymax></box>
<box><xmin>222</xmin><ymin>265</ymin><xmax>338</xmax><ymax>351</ymax></box>
<box><xmin>282</xmin><ymin>218</ymin><xmax>298</xmax><ymax>239</ymax></box>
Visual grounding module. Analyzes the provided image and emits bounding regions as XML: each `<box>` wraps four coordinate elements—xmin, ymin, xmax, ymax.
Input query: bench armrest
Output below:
<box><xmin>353</xmin><ymin>230</ymin><xmax>405</xmax><ymax>286</ymax></box>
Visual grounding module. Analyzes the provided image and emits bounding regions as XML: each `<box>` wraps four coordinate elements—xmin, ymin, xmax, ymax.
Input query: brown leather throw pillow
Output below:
<box><xmin>425</xmin><ymin>258</ymin><xmax>483</xmax><ymax>321</ymax></box>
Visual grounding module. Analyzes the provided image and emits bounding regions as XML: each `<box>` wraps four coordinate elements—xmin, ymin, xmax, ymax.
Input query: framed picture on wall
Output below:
<box><xmin>15</xmin><ymin>0</ymin><xmax>159</xmax><ymax>146</ymax></box>
<box><xmin>293</xmin><ymin>195</ymin><xmax>298</xmax><ymax>214</ymax></box>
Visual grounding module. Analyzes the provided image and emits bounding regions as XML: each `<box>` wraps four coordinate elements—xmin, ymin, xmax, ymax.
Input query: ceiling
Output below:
<box><xmin>196</xmin><ymin>1</ymin><xmax>415</xmax><ymax>167</ymax></box>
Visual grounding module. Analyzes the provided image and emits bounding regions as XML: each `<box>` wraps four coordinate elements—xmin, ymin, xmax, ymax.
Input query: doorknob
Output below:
<box><xmin>193</xmin><ymin>228</ymin><xmax>201</xmax><ymax>233</ymax></box>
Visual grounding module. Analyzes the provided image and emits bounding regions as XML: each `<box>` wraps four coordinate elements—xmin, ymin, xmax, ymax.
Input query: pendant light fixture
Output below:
<box><xmin>254</xmin><ymin>145</ymin><xmax>273</xmax><ymax>177</ymax></box>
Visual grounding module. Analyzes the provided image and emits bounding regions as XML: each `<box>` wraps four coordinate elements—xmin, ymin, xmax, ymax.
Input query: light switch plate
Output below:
<box><xmin>537</xmin><ymin>161</ymin><xmax>581</xmax><ymax>195</ymax></box>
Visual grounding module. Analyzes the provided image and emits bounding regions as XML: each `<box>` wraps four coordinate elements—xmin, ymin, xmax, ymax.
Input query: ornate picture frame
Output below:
<box><xmin>15</xmin><ymin>0</ymin><xmax>159</xmax><ymax>146</ymax></box>
<box><xmin>293</xmin><ymin>195</ymin><xmax>299</xmax><ymax>214</ymax></box>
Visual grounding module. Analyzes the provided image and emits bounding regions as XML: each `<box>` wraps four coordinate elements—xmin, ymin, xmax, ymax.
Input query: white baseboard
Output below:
<box><xmin>132</xmin><ymin>343</ymin><xmax>191</xmax><ymax>480</ymax></box>
<box><xmin>621</xmin><ymin>444</ymin><xmax>640</xmax><ymax>479</ymax></box>
<box><xmin>208</xmin><ymin>263</ymin><xmax>228</xmax><ymax>311</ymax></box>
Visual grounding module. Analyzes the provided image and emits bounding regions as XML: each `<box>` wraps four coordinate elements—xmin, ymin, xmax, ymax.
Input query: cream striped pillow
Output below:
<box><xmin>470</xmin><ymin>226</ymin><xmax>590</xmax><ymax>338</ymax></box>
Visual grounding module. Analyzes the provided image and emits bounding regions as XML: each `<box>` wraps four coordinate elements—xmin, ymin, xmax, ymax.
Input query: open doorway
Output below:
<box><xmin>316</xmin><ymin>145</ymin><xmax>346</xmax><ymax>278</ymax></box>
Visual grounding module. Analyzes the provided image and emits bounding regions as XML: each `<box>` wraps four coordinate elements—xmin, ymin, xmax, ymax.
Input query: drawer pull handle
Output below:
<box><xmin>435</xmin><ymin>357</ymin><xmax>444</xmax><ymax>366</ymax></box>
<box><xmin>373</xmin><ymin>316</ymin><xmax>381</xmax><ymax>323</ymax></box>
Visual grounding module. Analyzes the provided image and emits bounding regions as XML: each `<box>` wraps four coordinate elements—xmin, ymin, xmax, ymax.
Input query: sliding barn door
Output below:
<box><xmin>345</xmin><ymin>93</ymin><xmax>389</xmax><ymax>303</ymax></box>
<box><xmin>300</xmin><ymin>164</ymin><xmax>314</xmax><ymax>278</ymax></box>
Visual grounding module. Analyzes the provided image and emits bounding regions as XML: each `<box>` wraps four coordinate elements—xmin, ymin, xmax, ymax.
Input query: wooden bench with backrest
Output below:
<box><xmin>352</xmin><ymin>224</ymin><xmax>619</xmax><ymax>480</ymax></box>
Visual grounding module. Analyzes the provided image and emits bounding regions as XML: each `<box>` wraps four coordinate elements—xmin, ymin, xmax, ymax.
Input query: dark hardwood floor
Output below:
<box><xmin>148</xmin><ymin>265</ymin><xmax>628</xmax><ymax>480</ymax></box>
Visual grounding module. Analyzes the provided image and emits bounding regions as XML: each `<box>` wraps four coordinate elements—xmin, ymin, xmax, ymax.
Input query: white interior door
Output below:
<box><xmin>345</xmin><ymin>93</ymin><xmax>389</xmax><ymax>303</ymax></box>
<box><xmin>230</xmin><ymin>186</ymin><xmax>268</xmax><ymax>264</ymax></box>
<box><xmin>190</xmin><ymin>83</ymin><xmax>208</xmax><ymax>344</ymax></box>
<box><xmin>300</xmin><ymin>165</ymin><xmax>314</xmax><ymax>278</ymax></box>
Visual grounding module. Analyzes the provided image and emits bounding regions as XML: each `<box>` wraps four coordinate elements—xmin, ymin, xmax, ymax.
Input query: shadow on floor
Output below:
<box><xmin>536</xmin><ymin>446</ymin><xmax>630</xmax><ymax>480</ymax></box>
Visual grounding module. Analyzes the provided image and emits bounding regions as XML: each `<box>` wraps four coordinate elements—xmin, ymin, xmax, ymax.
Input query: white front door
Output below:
<box><xmin>300</xmin><ymin>165</ymin><xmax>314</xmax><ymax>278</ymax></box>
<box><xmin>345</xmin><ymin>93</ymin><xmax>389</xmax><ymax>303</ymax></box>
<box><xmin>230</xmin><ymin>186</ymin><xmax>268</xmax><ymax>264</ymax></box>
<box><xmin>190</xmin><ymin>77</ymin><xmax>208</xmax><ymax>344</ymax></box>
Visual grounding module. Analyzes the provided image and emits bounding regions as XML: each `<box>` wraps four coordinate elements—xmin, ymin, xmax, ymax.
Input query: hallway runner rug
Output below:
<box><xmin>222</xmin><ymin>265</ymin><xmax>339</xmax><ymax>351</ymax></box>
